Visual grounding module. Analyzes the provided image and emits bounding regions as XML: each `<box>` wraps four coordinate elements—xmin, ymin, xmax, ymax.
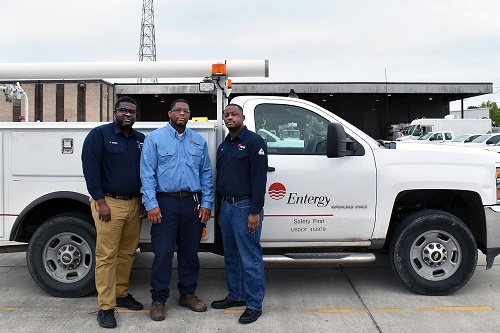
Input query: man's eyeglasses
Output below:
<box><xmin>115</xmin><ymin>108</ymin><xmax>138</xmax><ymax>115</ymax></box>
<box><xmin>171</xmin><ymin>108</ymin><xmax>191</xmax><ymax>114</ymax></box>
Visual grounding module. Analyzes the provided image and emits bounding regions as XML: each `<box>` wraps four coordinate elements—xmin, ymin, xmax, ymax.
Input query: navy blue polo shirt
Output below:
<box><xmin>216</xmin><ymin>126</ymin><xmax>268</xmax><ymax>214</ymax></box>
<box><xmin>82</xmin><ymin>122</ymin><xmax>145</xmax><ymax>200</ymax></box>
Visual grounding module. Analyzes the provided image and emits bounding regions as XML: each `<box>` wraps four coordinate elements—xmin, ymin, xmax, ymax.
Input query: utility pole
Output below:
<box><xmin>138</xmin><ymin>0</ymin><xmax>157</xmax><ymax>83</ymax></box>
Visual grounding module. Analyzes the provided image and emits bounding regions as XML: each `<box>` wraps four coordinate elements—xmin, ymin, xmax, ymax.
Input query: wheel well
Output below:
<box><xmin>12</xmin><ymin>194</ymin><xmax>93</xmax><ymax>243</ymax></box>
<box><xmin>387</xmin><ymin>189</ymin><xmax>486</xmax><ymax>252</ymax></box>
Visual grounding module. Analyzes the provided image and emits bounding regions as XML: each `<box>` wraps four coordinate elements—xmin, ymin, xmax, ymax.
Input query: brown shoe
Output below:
<box><xmin>150</xmin><ymin>301</ymin><xmax>166</xmax><ymax>321</ymax></box>
<box><xmin>179</xmin><ymin>294</ymin><xmax>207</xmax><ymax>312</ymax></box>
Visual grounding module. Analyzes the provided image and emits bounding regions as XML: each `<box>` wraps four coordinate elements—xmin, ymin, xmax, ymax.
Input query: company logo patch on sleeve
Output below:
<box><xmin>258</xmin><ymin>148</ymin><xmax>265</xmax><ymax>155</ymax></box>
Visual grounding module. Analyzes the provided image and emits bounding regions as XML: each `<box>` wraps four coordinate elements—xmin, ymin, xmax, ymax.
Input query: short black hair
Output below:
<box><xmin>115</xmin><ymin>96</ymin><xmax>137</xmax><ymax>109</ymax></box>
<box><xmin>170</xmin><ymin>98</ymin><xmax>190</xmax><ymax>110</ymax></box>
<box><xmin>225</xmin><ymin>103</ymin><xmax>244</xmax><ymax>114</ymax></box>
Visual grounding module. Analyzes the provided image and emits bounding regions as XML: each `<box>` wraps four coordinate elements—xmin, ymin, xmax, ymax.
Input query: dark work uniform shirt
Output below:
<box><xmin>82</xmin><ymin>122</ymin><xmax>145</xmax><ymax>200</ymax></box>
<box><xmin>216</xmin><ymin>125</ymin><xmax>268</xmax><ymax>214</ymax></box>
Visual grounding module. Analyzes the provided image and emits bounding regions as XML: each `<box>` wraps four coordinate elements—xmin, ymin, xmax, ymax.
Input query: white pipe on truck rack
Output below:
<box><xmin>0</xmin><ymin>60</ymin><xmax>269</xmax><ymax>80</ymax></box>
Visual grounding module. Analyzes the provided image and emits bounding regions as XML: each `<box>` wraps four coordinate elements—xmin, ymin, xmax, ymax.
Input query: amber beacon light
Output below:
<box><xmin>212</xmin><ymin>63</ymin><xmax>227</xmax><ymax>76</ymax></box>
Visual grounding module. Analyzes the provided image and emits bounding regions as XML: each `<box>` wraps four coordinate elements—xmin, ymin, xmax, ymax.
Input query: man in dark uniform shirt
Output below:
<box><xmin>211</xmin><ymin>104</ymin><xmax>268</xmax><ymax>324</ymax></box>
<box><xmin>82</xmin><ymin>96</ymin><xmax>145</xmax><ymax>329</ymax></box>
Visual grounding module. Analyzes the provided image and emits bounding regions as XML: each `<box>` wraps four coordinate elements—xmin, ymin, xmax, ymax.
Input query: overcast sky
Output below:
<box><xmin>1</xmin><ymin>0</ymin><xmax>499</xmax><ymax>111</ymax></box>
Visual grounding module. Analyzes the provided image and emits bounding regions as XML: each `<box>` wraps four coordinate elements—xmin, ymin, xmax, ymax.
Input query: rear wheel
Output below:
<box><xmin>27</xmin><ymin>214</ymin><xmax>96</xmax><ymax>297</ymax></box>
<box><xmin>390</xmin><ymin>209</ymin><xmax>477</xmax><ymax>295</ymax></box>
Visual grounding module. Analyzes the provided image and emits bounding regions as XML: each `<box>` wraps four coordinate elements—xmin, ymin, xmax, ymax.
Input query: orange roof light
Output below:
<box><xmin>212</xmin><ymin>63</ymin><xmax>227</xmax><ymax>76</ymax></box>
<box><xmin>227</xmin><ymin>79</ymin><xmax>232</xmax><ymax>88</ymax></box>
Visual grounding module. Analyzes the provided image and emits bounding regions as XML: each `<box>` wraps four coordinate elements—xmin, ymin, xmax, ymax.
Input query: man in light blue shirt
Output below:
<box><xmin>140</xmin><ymin>98</ymin><xmax>213</xmax><ymax>321</ymax></box>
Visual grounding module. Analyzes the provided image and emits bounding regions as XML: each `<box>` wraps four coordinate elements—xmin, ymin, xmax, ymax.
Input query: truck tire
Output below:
<box><xmin>27</xmin><ymin>214</ymin><xmax>96</xmax><ymax>297</ymax></box>
<box><xmin>390</xmin><ymin>209</ymin><xmax>477</xmax><ymax>295</ymax></box>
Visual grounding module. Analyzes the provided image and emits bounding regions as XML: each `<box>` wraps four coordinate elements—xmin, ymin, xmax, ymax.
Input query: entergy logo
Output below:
<box><xmin>268</xmin><ymin>182</ymin><xmax>286</xmax><ymax>200</ymax></box>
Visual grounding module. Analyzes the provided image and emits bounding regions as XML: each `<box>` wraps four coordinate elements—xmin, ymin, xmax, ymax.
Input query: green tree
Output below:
<box><xmin>468</xmin><ymin>101</ymin><xmax>500</xmax><ymax>127</ymax></box>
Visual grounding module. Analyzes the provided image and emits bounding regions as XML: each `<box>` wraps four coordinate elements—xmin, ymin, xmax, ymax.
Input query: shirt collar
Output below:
<box><xmin>225</xmin><ymin>125</ymin><xmax>248</xmax><ymax>142</ymax></box>
<box><xmin>166</xmin><ymin>122</ymin><xmax>189</xmax><ymax>139</ymax></box>
<box><xmin>111</xmin><ymin>121</ymin><xmax>136</xmax><ymax>137</ymax></box>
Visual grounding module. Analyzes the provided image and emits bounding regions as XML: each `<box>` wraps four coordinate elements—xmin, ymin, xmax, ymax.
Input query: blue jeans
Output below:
<box><xmin>150</xmin><ymin>195</ymin><xmax>203</xmax><ymax>303</ymax></box>
<box><xmin>220</xmin><ymin>198</ymin><xmax>265</xmax><ymax>310</ymax></box>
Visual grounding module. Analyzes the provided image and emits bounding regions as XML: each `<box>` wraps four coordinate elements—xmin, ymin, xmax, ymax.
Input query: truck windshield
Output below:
<box><xmin>471</xmin><ymin>135</ymin><xmax>491</xmax><ymax>143</ymax></box>
<box><xmin>404</xmin><ymin>125</ymin><xmax>418</xmax><ymax>136</ymax></box>
<box><xmin>452</xmin><ymin>134</ymin><xmax>469</xmax><ymax>142</ymax></box>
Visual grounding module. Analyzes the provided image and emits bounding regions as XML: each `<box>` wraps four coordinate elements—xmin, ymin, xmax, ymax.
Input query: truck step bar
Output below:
<box><xmin>263</xmin><ymin>253</ymin><xmax>376</xmax><ymax>264</ymax></box>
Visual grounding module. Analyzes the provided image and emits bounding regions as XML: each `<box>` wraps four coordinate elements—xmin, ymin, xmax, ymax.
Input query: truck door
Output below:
<box><xmin>248</xmin><ymin>100</ymin><xmax>377</xmax><ymax>242</ymax></box>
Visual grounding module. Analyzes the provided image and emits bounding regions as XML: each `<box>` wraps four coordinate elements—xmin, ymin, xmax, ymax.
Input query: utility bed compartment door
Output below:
<box><xmin>11</xmin><ymin>131</ymin><xmax>86</xmax><ymax>177</ymax></box>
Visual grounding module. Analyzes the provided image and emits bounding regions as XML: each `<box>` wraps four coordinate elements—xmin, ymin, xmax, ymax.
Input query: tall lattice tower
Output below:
<box><xmin>138</xmin><ymin>0</ymin><xmax>157</xmax><ymax>83</ymax></box>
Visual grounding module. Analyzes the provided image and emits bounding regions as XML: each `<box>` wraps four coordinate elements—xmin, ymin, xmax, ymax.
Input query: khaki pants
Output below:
<box><xmin>91</xmin><ymin>196</ymin><xmax>142</xmax><ymax>310</ymax></box>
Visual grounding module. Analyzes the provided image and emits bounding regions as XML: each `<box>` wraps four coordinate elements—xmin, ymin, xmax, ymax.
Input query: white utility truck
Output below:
<box><xmin>2</xmin><ymin>60</ymin><xmax>500</xmax><ymax>299</ymax></box>
<box><xmin>397</xmin><ymin>117</ymin><xmax>491</xmax><ymax>141</ymax></box>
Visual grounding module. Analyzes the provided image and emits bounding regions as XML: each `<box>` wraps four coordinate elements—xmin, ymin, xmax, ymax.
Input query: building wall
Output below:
<box><xmin>64</xmin><ymin>84</ymin><xmax>78</xmax><ymax>122</ymax></box>
<box><xmin>0</xmin><ymin>80</ymin><xmax>490</xmax><ymax>140</ymax></box>
<box><xmin>85</xmin><ymin>83</ymin><xmax>101</xmax><ymax>122</ymax></box>
<box><xmin>0</xmin><ymin>91</ymin><xmax>11</xmax><ymax>121</ymax></box>
<box><xmin>43</xmin><ymin>84</ymin><xmax>57</xmax><ymax>121</ymax></box>
<box><xmin>0</xmin><ymin>81</ymin><xmax>114</xmax><ymax>123</ymax></box>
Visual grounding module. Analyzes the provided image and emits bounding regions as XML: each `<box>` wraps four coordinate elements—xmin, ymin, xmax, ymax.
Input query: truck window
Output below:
<box><xmin>255</xmin><ymin>103</ymin><xmax>328</xmax><ymax>155</ymax></box>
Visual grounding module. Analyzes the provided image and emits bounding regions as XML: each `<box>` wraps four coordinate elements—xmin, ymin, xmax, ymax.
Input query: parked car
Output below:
<box><xmin>484</xmin><ymin>140</ymin><xmax>500</xmax><ymax>153</ymax></box>
<box><xmin>447</xmin><ymin>133</ymin><xmax>482</xmax><ymax>144</ymax></box>
<box><xmin>463</xmin><ymin>134</ymin><xmax>500</xmax><ymax>148</ymax></box>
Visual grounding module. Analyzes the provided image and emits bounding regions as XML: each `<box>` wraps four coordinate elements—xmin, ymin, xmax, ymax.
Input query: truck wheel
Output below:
<box><xmin>390</xmin><ymin>209</ymin><xmax>477</xmax><ymax>295</ymax></box>
<box><xmin>27</xmin><ymin>214</ymin><xmax>96</xmax><ymax>298</ymax></box>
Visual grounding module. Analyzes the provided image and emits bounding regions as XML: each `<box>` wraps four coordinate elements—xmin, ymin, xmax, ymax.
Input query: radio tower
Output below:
<box><xmin>138</xmin><ymin>0</ymin><xmax>157</xmax><ymax>83</ymax></box>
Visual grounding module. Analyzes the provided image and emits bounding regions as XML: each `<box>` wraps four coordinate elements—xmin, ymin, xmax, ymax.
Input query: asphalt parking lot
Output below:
<box><xmin>0</xmin><ymin>250</ymin><xmax>499</xmax><ymax>333</ymax></box>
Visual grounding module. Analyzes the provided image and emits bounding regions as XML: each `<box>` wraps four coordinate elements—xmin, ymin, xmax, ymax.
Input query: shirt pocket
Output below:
<box><xmin>158</xmin><ymin>149</ymin><xmax>175</xmax><ymax>167</ymax></box>
<box><xmin>232</xmin><ymin>148</ymin><xmax>248</xmax><ymax>159</ymax></box>
<box><xmin>216</xmin><ymin>147</ymin><xmax>226</xmax><ymax>161</ymax></box>
<box><xmin>187</xmin><ymin>145</ymin><xmax>204</xmax><ymax>168</ymax></box>
<box><xmin>105</xmin><ymin>142</ymin><xmax>124</xmax><ymax>154</ymax></box>
<box><xmin>104</xmin><ymin>142</ymin><xmax>125</xmax><ymax>168</ymax></box>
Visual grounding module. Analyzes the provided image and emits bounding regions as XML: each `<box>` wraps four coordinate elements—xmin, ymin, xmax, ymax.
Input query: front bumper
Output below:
<box><xmin>484</xmin><ymin>205</ymin><xmax>500</xmax><ymax>268</ymax></box>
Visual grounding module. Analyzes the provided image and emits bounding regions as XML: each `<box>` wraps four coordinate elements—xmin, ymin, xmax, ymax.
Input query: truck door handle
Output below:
<box><xmin>268</xmin><ymin>166</ymin><xmax>275</xmax><ymax>172</ymax></box>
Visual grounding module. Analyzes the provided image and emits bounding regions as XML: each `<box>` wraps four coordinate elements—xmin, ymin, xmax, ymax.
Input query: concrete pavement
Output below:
<box><xmin>0</xmin><ymin>251</ymin><xmax>499</xmax><ymax>332</ymax></box>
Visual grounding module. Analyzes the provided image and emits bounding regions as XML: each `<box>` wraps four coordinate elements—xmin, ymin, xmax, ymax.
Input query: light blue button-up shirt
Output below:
<box><xmin>140</xmin><ymin>123</ymin><xmax>214</xmax><ymax>212</ymax></box>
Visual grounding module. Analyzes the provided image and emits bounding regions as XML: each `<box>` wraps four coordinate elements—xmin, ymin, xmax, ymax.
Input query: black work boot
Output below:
<box><xmin>97</xmin><ymin>309</ymin><xmax>117</xmax><ymax>328</ymax></box>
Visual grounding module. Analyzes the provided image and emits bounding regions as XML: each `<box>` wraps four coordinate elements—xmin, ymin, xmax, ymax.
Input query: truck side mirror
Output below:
<box><xmin>326</xmin><ymin>122</ymin><xmax>356</xmax><ymax>158</ymax></box>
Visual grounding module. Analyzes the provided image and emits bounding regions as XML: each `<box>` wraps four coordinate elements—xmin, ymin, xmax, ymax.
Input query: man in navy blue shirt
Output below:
<box><xmin>82</xmin><ymin>96</ymin><xmax>145</xmax><ymax>329</ymax></box>
<box><xmin>212</xmin><ymin>104</ymin><xmax>268</xmax><ymax>324</ymax></box>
